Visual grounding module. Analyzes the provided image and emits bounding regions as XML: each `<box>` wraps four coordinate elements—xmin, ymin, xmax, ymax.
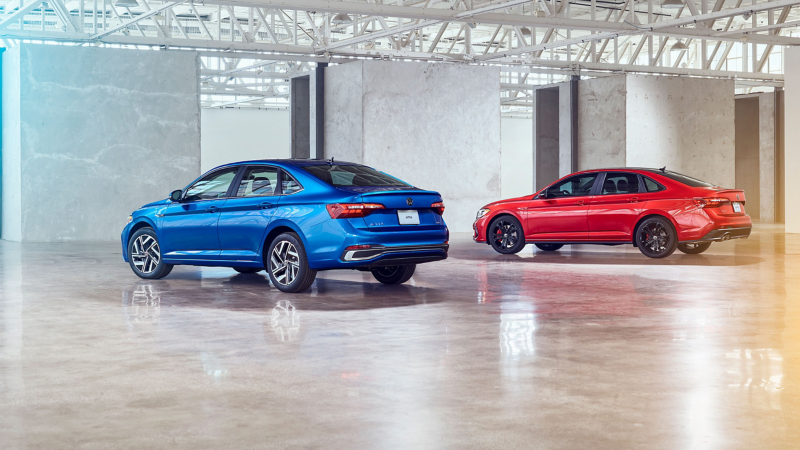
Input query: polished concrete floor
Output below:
<box><xmin>1</xmin><ymin>224</ymin><xmax>799</xmax><ymax>449</ymax></box>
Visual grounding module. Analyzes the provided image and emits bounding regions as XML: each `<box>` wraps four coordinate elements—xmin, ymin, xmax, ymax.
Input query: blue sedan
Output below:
<box><xmin>121</xmin><ymin>160</ymin><xmax>449</xmax><ymax>292</ymax></box>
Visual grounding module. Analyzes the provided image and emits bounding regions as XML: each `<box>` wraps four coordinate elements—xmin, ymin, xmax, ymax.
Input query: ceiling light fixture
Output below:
<box><xmin>671</xmin><ymin>40</ymin><xmax>689</xmax><ymax>51</ymax></box>
<box><xmin>115</xmin><ymin>0</ymin><xmax>139</xmax><ymax>7</ymax></box>
<box><xmin>331</xmin><ymin>13</ymin><xmax>353</xmax><ymax>25</ymax></box>
<box><xmin>661</xmin><ymin>0</ymin><xmax>684</xmax><ymax>9</ymax></box>
<box><xmin>520</xmin><ymin>27</ymin><xmax>532</xmax><ymax>36</ymax></box>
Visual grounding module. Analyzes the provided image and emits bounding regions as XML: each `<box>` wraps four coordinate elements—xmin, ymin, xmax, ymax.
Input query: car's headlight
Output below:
<box><xmin>127</xmin><ymin>215</ymin><xmax>133</xmax><ymax>224</ymax></box>
<box><xmin>476</xmin><ymin>208</ymin><xmax>490</xmax><ymax>219</ymax></box>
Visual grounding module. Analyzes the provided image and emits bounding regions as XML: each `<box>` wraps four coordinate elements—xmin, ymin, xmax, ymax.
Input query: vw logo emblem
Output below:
<box><xmin>736</xmin><ymin>194</ymin><xmax>740</xmax><ymax>200</ymax></box>
<box><xmin>406</xmin><ymin>198</ymin><xmax>413</xmax><ymax>206</ymax></box>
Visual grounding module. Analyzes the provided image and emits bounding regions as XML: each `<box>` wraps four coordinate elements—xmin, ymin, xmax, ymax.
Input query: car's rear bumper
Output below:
<box><xmin>682</xmin><ymin>226</ymin><xmax>751</xmax><ymax>243</ymax></box>
<box><xmin>341</xmin><ymin>244</ymin><xmax>449</xmax><ymax>266</ymax></box>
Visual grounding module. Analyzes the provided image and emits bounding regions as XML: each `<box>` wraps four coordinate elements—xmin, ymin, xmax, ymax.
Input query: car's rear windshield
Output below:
<box><xmin>647</xmin><ymin>170</ymin><xmax>714</xmax><ymax>188</ymax></box>
<box><xmin>302</xmin><ymin>164</ymin><xmax>410</xmax><ymax>187</ymax></box>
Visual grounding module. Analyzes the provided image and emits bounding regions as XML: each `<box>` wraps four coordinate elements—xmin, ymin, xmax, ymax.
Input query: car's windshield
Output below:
<box><xmin>302</xmin><ymin>165</ymin><xmax>410</xmax><ymax>187</ymax></box>
<box><xmin>648</xmin><ymin>170</ymin><xmax>714</xmax><ymax>188</ymax></box>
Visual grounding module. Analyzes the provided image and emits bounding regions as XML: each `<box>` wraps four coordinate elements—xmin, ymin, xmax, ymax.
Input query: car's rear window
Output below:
<box><xmin>302</xmin><ymin>165</ymin><xmax>409</xmax><ymax>187</ymax></box>
<box><xmin>647</xmin><ymin>170</ymin><xmax>714</xmax><ymax>188</ymax></box>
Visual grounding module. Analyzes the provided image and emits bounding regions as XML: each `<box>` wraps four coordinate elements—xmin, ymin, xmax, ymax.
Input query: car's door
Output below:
<box><xmin>524</xmin><ymin>173</ymin><xmax>600</xmax><ymax>241</ymax></box>
<box><xmin>217</xmin><ymin>165</ymin><xmax>281</xmax><ymax>261</ymax></box>
<box><xmin>160</xmin><ymin>167</ymin><xmax>240</xmax><ymax>260</ymax></box>
<box><xmin>587</xmin><ymin>172</ymin><xmax>647</xmax><ymax>241</ymax></box>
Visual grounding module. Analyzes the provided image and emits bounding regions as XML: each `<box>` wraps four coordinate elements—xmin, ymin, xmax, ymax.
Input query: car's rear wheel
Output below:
<box><xmin>535</xmin><ymin>243</ymin><xmax>564</xmax><ymax>252</ymax></box>
<box><xmin>677</xmin><ymin>242</ymin><xmax>712</xmax><ymax>255</ymax></box>
<box><xmin>489</xmin><ymin>216</ymin><xmax>526</xmax><ymax>254</ymax></box>
<box><xmin>233</xmin><ymin>267</ymin><xmax>262</xmax><ymax>274</ymax></box>
<box><xmin>371</xmin><ymin>264</ymin><xmax>416</xmax><ymax>285</ymax></box>
<box><xmin>266</xmin><ymin>233</ymin><xmax>316</xmax><ymax>293</ymax></box>
<box><xmin>635</xmin><ymin>217</ymin><xmax>678</xmax><ymax>258</ymax></box>
<box><xmin>128</xmin><ymin>228</ymin><xmax>173</xmax><ymax>279</ymax></box>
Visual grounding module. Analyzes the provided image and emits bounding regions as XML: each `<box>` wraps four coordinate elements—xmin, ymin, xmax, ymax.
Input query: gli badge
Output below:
<box><xmin>406</xmin><ymin>198</ymin><xmax>413</xmax><ymax>206</ymax></box>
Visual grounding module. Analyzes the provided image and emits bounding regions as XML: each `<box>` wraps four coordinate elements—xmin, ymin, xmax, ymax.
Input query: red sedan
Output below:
<box><xmin>473</xmin><ymin>168</ymin><xmax>752</xmax><ymax>258</ymax></box>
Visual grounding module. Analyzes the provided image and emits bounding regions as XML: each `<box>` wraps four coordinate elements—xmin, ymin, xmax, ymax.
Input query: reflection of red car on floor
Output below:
<box><xmin>473</xmin><ymin>168</ymin><xmax>752</xmax><ymax>258</ymax></box>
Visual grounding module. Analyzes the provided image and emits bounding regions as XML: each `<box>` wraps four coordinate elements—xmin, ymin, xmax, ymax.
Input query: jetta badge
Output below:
<box><xmin>406</xmin><ymin>198</ymin><xmax>413</xmax><ymax>206</ymax></box>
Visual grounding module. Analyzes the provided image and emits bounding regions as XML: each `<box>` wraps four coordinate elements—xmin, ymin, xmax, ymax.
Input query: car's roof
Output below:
<box><xmin>212</xmin><ymin>159</ymin><xmax>363</xmax><ymax>169</ymax></box>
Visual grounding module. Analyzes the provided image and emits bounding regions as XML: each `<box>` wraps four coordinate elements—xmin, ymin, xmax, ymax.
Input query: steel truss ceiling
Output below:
<box><xmin>0</xmin><ymin>0</ymin><xmax>796</xmax><ymax>112</ymax></box>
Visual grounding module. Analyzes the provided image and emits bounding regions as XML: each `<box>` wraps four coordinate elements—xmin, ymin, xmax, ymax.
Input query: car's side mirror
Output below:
<box><xmin>169</xmin><ymin>190</ymin><xmax>183</xmax><ymax>202</ymax></box>
<box><xmin>538</xmin><ymin>190</ymin><xmax>549</xmax><ymax>199</ymax></box>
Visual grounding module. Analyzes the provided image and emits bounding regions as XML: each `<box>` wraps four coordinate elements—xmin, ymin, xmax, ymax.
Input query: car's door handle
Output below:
<box><xmin>630</xmin><ymin>197</ymin><xmax>640</xmax><ymax>202</ymax></box>
<box><xmin>260</xmin><ymin>201</ymin><xmax>274</xmax><ymax>209</ymax></box>
<box><xmin>207</xmin><ymin>206</ymin><xmax>219</xmax><ymax>213</ymax></box>
<box><xmin>575</xmin><ymin>200</ymin><xmax>585</xmax><ymax>205</ymax></box>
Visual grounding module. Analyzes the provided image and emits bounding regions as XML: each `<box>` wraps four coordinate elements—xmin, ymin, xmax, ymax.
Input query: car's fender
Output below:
<box><xmin>258</xmin><ymin>219</ymin><xmax>310</xmax><ymax>258</ymax></box>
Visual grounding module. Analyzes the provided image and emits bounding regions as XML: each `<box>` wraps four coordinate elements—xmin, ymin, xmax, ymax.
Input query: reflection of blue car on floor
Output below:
<box><xmin>121</xmin><ymin>159</ymin><xmax>449</xmax><ymax>292</ymax></box>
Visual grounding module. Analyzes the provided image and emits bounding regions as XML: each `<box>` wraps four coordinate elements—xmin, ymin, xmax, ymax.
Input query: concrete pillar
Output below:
<box><xmin>323</xmin><ymin>60</ymin><xmax>500</xmax><ymax>232</ymax></box>
<box><xmin>759</xmin><ymin>93</ymin><xmax>776</xmax><ymax>223</ymax></box>
<box><xmin>534</xmin><ymin>87</ymin><xmax>560</xmax><ymax>191</ymax></box>
<box><xmin>577</xmin><ymin>76</ymin><xmax>627</xmax><ymax>171</ymax></box>
<box><xmin>1</xmin><ymin>44</ymin><xmax>200</xmax><ymax>242</ymax></box>
<box><xmin>558</xmin><ymin>77</ymin><xmax>578</xmax><ymax>177</ymax></box>
<box><xmin>290</xmin><ymin>76</ymin><xmax>310</xmax><ymax>159</ymax></box>
<box><xmin>785</xmin><ymin>47</ymin><xmax>800</xmax><ymax>233</ymax></box>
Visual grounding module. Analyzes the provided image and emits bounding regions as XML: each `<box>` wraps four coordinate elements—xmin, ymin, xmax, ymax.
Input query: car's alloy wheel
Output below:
<box><xmin>677</xmin><ymin>242</ymin><xmax>712</xmax><ymax>255</ymax></box>
<box><xmin>371</xmin><ymin>264</ymin><xmax>416</xmax><ymax>285</ymax></box>
<box><xmin>635</xmin><ymin>217</ymin><xmax>677</xmax><ymax>258</ymax></box>
<box><xmin>127</xmin><ymin>228</ymin><xmax>173</xmax><ymax>279</ymax></box>
<box><xmin>266</xmin><ymin>233</ymin><xmax>317</xmax><ymax>293</ymax></box>
<box><xmin>489</xmin><ymin>217</ymin><xmax>526</xmax><ymax>254</ymax></box>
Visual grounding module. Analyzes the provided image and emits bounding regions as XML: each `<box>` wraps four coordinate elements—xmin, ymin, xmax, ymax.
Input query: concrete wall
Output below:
<box><xmin>785</xmin><ymin>47</ymin><xmax>800</xmax><ymax>233</ymax></box>
<box><xmin>577</xmin><ymin>76</ymin><xmax>626</xmax><ymax>170</ymax></box>
<box><xmin>1</xmin><ymin>44</ymin><xmax>200</xmax><ymax>242</ymax></box>
<box><xmin>758</xmin><ymin>94</ymin><xmax>776</xmax><ymax>222</ymax></box>
<box><xmin>201</xmin><ymin>108</ymin><xmax>290</xmax><ymax>173</ymax></box>
<box><xmin>626</xmin><ymin>75</ymin><xmax>735</xmax><ymax>188</ymax></box>
<box><xmin>324</xmin><ymin>60</ymin><xmax>501</xmax><ymax>232</ymax></box>
<box><xmin>501</xmin><ymin>117</ymin><xmax>533</xmax><ymax>199</ymax></box>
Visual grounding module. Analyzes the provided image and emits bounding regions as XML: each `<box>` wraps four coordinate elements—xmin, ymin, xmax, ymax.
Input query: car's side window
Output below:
<box><xmin>281</xmin><ymin>171</ymin><xmax>303</xmax><ymax>195</ymax></box>
<box><xmin>601</xmin><ymin>173</ymin><xmax>640</xmax><ymax>195</ymax></box>
<box><xmin>183</xmin><ymin>168</ymin><xmax>239</xmax><ymax>202</ymax></box>
<box><xmin>547</xmin><ymin>174</ymin><xmax>598</xmax><ymax>198</ymax></box>
<box><xmin>236</xmin><ymin>166</ymin><xmax>279</xmax><ymax>197</ymax></box>
<box><xmin>643</xmin><ymin>177</ymin><xmax>666</xmax><ymax>192</ymax></box>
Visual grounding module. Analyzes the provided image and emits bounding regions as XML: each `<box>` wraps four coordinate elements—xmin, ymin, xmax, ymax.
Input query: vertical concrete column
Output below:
<box><xmin>759</xmin><ymin>93</ymin><xmax>776</xmax><ymax>222</ymax></box>
<box><xmin>535</xmin><ymin>88</ymin><xmax>560</xmax><ymax>191</ymax></box>
<box><xmin>784</xmin><ymin>47</ymin><xmax>800</xmax><ymax>233</ymax></box>
<box><xmin>290</xmin><ymin>76</ymin><xmax>310</xmax><ymax>159</ymax></box>
<box><xmin>558</xmin><ymin>77</ymin><xmax>578</xmax><ymax>177</ymax></box>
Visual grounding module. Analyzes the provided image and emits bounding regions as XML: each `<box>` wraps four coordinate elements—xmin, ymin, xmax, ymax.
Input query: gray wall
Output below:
<box><xmin>577</xmin><ymin>76</ymin><xmax>627</xmax><ymax>170</ymax></box>
<box><xmin>324</xmin><ymin>60</ymin><xmax>501</xmax><ymax>232</ymax></box>
<box><xmin>625</xmin><ymin>75</ymin><xmax>735</xmax><ymax>188</ymax></box>
<box><xmin>1</xmin><ymin>44</ymin><xmax>201</xmax><ymax>242</ymax></box>
<box><xmin>758</xmin><ymin>93</ymin><xmax>776</xmax><ymax>222</ymax></box>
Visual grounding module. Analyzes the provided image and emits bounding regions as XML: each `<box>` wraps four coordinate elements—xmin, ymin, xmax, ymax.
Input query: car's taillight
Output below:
<box><xmin>693</xmin><ymin>197</ymin><xmax>731</xmax><ymax>208</ymax></box>
<box><xmin>326</xmin><ymin>203</ymin><xmax>385</xmax><ymax>219</ymax></box>
<box><xmin>431</xmin><ymin>201</ymin><xmax>445</xmax><ymax>215</ymax></box>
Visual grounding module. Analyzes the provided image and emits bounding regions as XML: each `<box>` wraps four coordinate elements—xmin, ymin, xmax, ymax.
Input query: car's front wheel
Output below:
<box><xmin>371</xmin><ymin>264</ymin><xmax>416</xmax><ymax>285</ymax></box>
<box><xmin>635</xmin><ymin>217</ymin><xmax>678</xmax><ymax>258</ymax></box>
<box><xmin>677</xmin><ymin>242</ymin><xmax>712</xmax><ymax>254</ymax></box>
<box><xmin>488</xmin><ymin>216</ymin><xmax>526</xmax><ymax>254</ymax></box>
<box><xmin>266</xmin><ymin>233</ymin><xmax>316</xmax><ymax>293</ymax></box>
<box><xmin>128</xmin><ymin>228</ymin><xmax>173</xmax><ymax>279</ymax></box>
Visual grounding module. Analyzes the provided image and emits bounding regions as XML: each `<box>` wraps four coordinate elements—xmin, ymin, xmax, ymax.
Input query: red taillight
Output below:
<box><xmin>431</xmin><ymin>201</ymin><xmax>445</xmax><ymax>215</ymax></box>
<box><xmin>326</xmin><ymin>203</ymin><xmax>385</xmax><ymax>219</ymax></box>
<box><xmin>693</xmin><ymin>197</ymin><xmax>731</xmax><ymax>208</ymax></box>
<box><xmin>345</xmin><ymin>244</ymin><xmax>373</xmax><ymax>251</ymax></box>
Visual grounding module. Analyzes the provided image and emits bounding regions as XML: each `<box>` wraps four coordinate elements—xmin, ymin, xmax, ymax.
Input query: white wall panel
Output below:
<box><xmin>201</xmin><ymin>108</ymin><xmax>290</xmax><ymax>173</ymax></box>
<box><xmin>501</xmin><ymin>117</ymin><xmax>533</xmax><ymax>199</ymax></box>
<box><xmin>785</xmin><ymin>47</ymin><xmax>800</xmax><ymax>233</ymax></box>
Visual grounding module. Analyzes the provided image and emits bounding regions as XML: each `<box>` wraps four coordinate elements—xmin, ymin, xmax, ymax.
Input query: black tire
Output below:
<box><xmin>677</xmin><ymin>242</ymin><xmax>712</xmax><ymax>255</ymax></box>
<box><xmin>266</xmin><ymin>233</ymin><xmax>316</xmax><ymax>293</ymax></box>
<box><xmin>535</xmin><ymin>243</ymin><xmax>564</xmax><ymax>252</ymax></box>
<box><xmin>488</xmin><ymin>216</ymin><xmax>526</xmax><ymax>254</ymax></box>
<box><xmin>635</xmin><ymin>216</ymin><xmax>678</xmax><ymax>258</ymax></box>
<box><xmin>233</xmin><ymin>267</ymin><xmax>262</xmax><ymax>274</ymax></box>
<box><xmin>371</xmin><ymin>264</ymin><xmax>416</xmax><ymax>285</ymax></box>
<box><xmin>127</xmin><ymin>227</ymin><xmax>173</xmax><ymax>279</ymax></box>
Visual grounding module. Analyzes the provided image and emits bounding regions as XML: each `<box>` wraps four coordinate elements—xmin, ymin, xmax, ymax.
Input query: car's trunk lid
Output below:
<box><xmin>340</xmin><ymin>188</ymin><xmax>444</xmax><ymax>231</ymax></box>
<box><xmin>700</xmin><ymin>188</ymin><xmax>747</xmax><ymax>216</ymax></box>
